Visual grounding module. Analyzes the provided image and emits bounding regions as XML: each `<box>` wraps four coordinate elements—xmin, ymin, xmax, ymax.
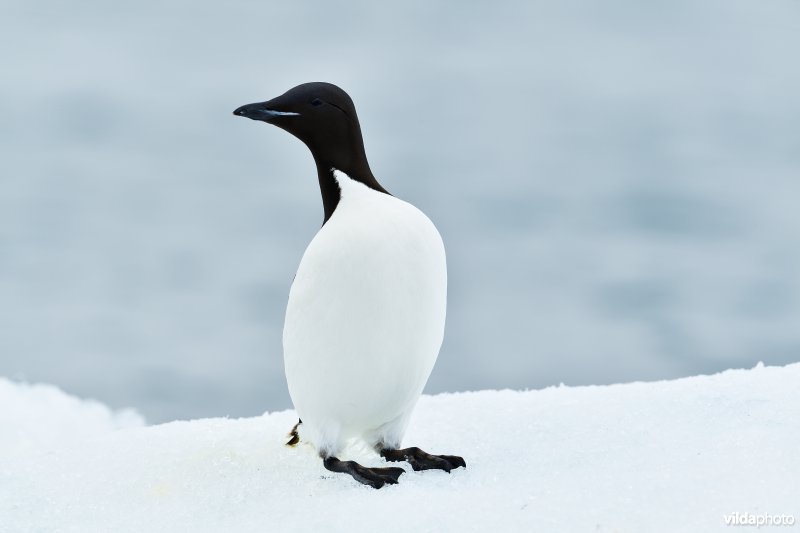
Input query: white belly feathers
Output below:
<box><xmin>282</xmin><ymin>170</ymin><xmax>447</xmax><ymax>452</ymax></box>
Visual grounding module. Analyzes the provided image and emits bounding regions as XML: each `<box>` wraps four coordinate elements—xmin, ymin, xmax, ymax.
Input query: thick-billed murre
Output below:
<box><xmin>234</xmin><ymin>82</ymin><xmax>465</xmax><ymax>488</ymax></box>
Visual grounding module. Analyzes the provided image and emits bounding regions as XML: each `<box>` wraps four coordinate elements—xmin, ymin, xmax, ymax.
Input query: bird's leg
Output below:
<box><xmin>322</xmin><ymin>456</ymin><xmax>405</xmax><ymax>489</ymax></box>
<box><xmin>380</xmin><ymin>446</ymin><xmax>466</xmax><ymax>472</ymax></box>
<box><xmin>285</xmin><ymin>419</ymin><xmax>302</xmax><ymax>446</ymax></box>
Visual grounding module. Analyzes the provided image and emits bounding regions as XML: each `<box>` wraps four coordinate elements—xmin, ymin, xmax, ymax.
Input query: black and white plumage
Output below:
<box><xmin>234</xmin><ymin>83</ymin><xmax>465</xmax><ymax>488</ymax></box>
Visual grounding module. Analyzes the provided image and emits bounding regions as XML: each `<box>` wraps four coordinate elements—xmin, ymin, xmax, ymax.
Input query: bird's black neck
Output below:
<box><xmin>313</xmin><ymin>155</ymin><xmax>389</xmax><ymax>225</ymax></box>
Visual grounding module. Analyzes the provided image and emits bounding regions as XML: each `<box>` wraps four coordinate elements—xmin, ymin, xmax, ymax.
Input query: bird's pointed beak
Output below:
<box><xmin>233</xmin><ymin>101</ymin><xmax>300</xmax><ymax>122</ymax></box>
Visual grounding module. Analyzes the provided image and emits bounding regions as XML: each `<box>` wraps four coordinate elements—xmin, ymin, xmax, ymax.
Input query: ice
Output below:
<box><xmin>1</xmin><ymin>363</ymin><xmax>798</xmax><ymax>532</ymax></box>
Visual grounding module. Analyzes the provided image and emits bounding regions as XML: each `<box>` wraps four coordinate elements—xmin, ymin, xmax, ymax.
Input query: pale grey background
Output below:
<box><xmin>1</xmin><ymin>0</ymin><xmax>798</xmax><ymax>422</ymax></box>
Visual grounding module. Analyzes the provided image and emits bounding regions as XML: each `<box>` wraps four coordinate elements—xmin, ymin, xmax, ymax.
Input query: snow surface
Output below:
<box><xmin>1</xmin><ymin>363</ymin><xmax>797</xmax><ymax>533</ymax></box>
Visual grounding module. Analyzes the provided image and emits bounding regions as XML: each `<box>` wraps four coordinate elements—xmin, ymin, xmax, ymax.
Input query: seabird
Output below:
<box><xmin>234</xmin><ymin>82</ymin><xmax>465</xmax><ymax>488</ymax></box>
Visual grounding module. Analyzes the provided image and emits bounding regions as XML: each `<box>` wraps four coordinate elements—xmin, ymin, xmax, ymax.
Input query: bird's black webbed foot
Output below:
<box><xmin>380</xmin><ymin>447</ymin><xmax>466</xmax><ymax>472</ymax></box>
<box><xmin>323</xmin><ymin>456</ymin><xmax>405</xmax><ymax>489</ymax></box>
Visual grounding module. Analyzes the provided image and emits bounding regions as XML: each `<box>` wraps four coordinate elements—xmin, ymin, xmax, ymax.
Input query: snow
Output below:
<box><xmin>0</xmin><ymin>379</ymin><xmax>144</xmax><ymax>457</ymax></box>
<box><xmin>1</xmin><ymin>363</ymin><xmax>797</xmax><ymax>533</ymax></box>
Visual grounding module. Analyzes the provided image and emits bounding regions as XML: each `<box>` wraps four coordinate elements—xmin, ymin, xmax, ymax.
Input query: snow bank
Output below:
<box><xmin>1</xmin><ymin>364</ymin><xmax>797</xmax><ymax>533</ymax></box>
<box><xmin>0</xmin><ymin>378</ymin><xmax>144</xmax><ymax>457</ymax></box>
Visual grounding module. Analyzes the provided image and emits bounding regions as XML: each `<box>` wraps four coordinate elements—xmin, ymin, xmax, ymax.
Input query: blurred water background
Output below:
<box><xmin>1</xmin><ymin>0</ymin><xmax>798</xmax><ymax>422</ymax></box>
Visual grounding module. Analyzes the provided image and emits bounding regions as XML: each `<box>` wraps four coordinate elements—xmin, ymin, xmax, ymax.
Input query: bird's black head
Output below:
<box><xmin>233</xmin><ymin>82</ymin><xmax>370</xmax><ymax>178</ymax></box>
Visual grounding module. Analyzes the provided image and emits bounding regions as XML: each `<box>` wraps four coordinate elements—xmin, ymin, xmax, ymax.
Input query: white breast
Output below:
<box><xmin>283</xmin><ymin>170</ymin><xmax>447</xmax><ymax>453</ymax></box>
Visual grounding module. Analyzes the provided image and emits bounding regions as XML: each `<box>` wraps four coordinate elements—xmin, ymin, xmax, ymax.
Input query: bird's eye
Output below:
<box><xmin>311</xmin><ymin>98</ymin><xmax>323</xmax><ymax>107</ymax></box>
